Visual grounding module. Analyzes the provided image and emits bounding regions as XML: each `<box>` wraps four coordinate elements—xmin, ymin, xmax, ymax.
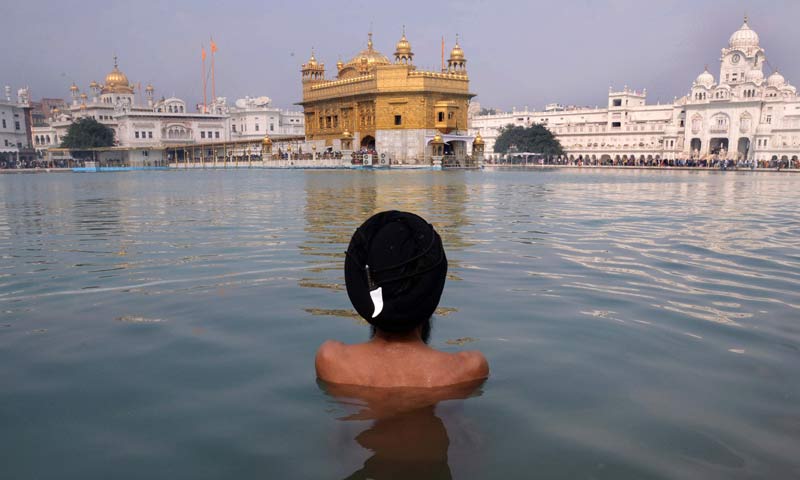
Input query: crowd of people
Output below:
<box><xmin>0</xmin><ymin>158</ymin><xmax>87</xmax><ymax>170</ymax></box>
<box><xmin>490</xmin><ymin>156</ymin><xmax>798</xmax><ymax>170</ymax></box>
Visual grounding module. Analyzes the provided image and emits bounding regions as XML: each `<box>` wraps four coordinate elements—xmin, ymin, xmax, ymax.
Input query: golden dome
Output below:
<box><xmin>473</xmin><ymin>133</ymin><xmax>484</xmax><ymax>145</ymax></box>
<box><xmin>341</xmin><ymin>129</ymin><xmax>352</xmax><ymax>138</ymax></box>
<box><xmin>145</xmin><ymin>84</ymin><xmax>154</xmax><ymax>92</ymax></box>
<box><xmin>336</xmin><ymin>59</ymin><xmax>344</xmax><ymax>71</ymax></box>
<box><xmin>431</xmin><ymin>133</ymin><xmax>444</xmax><ymax>144</ymax></box>
<box><xmin>80</xmin><ymin>92</ymin><xmax>88</xmax><ymax>100</ymax></box>
<box><xmin>69</xmin><ymin>83</ymin><xmax>79</xmax><ymax>92</ymax></box>
<box><xmin>102</xmin><ymin>57</ymin><xmax>134</xmax><ymax>94</ymax></box>
<box><xmin>395</xmin><ymin>27</ymin><xmax>412</xmax><ymax>55</ymax></box>
<box><xmin>262</xmin><ymin>135</ymin><xmax>273</xmax><ymax>146</ymax></box>
<box><xmin>89</xmin><ymin>80</ymin><xmax>99</xmax><ymax>89</ymax></box>
<box><xmin>342</xmin><ymin>33</ymin><xmax>391</xmax><ymax>73</ymax></box>
<box><xmin>80</xmin><ymin>104</ymin><xmax>87</xmax><ymax>110</ymax></box>
<box><xmin>450</xmin><ymin>42</ymin><xmax>465</xmax><ymax>61</ymax></box>
<box><xmin>306</xmin><ymin>51</ymin><xmax>318</xmax><ymax>67</ymax></box>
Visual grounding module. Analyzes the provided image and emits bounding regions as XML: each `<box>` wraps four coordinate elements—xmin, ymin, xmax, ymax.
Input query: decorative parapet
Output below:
<box><xmin>309</xmin><ymin>75</ymin><xmax>376</xmax><ymax>91</ymax></box>
<box><xmin>408</xmin><ymin>71</ymin><xmax>468</xmax><ymax>80</ymax></box>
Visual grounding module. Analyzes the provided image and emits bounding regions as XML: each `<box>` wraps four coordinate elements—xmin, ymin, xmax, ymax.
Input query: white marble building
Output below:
<box><xmin>1</xmin><ymin>86</ymin><xmax>33</xmax><ymax>166</ymax></box>
<box><xmin>228</xmin><ymin>96</ymin><xmax>304</xmax><ymax>141</ymax></box>
<box><xmin>32</xmin><ymin>58</ymin><xmax>304</xmax><ymax>164</ymax></box>
<box><xmin>471</xmin><ymin>18</ymin><xmax>800</xmax><ymax>165</ymax></box>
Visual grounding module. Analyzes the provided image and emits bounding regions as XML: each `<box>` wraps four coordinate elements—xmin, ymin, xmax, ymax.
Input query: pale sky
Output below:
<box><xmin>5</xmin><ymin>0</ymin><xmax>800</xmax><ymax>111</ymax></box>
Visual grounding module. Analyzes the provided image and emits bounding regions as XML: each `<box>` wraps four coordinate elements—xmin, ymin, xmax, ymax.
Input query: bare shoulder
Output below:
<box><xmin>443</xmin><ymin>350</ymin><xmax>489</xmax><ymax>384</ymax></box>
<box><xmin>315</xmin><ymin>340</ymin><xmax>346</xmax><ymax>381</ymax></box>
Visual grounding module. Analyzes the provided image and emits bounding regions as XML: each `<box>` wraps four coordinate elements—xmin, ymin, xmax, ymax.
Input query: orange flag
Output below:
<box><xmin>210</xmin><ymin>38</ymin><xmax>218</xmax><ymax>53</ymax></box>
<box><xmin>201</xmin><ymin>47</ymin><xmax>207</xmax><ymax>61</ymax></box>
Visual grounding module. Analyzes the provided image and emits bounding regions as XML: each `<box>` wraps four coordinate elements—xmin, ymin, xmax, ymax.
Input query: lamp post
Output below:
<box><xmin>430</xmin><ymin>133</ymin><xmax>444</xmax><ymax>170</ymax></box>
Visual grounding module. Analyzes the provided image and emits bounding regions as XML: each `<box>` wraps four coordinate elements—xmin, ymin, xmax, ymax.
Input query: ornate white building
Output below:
<box><xmin>471</xmin><ymin>18</ymin><xmax>800</xmax><ymax>165</ymax></box>
<box><xmin>32</xmin><ymin>58</ymin><xmax>304</xmax><ymax>164</ymax></box>
<box><xmin>0</xmin><ymin>86</ymin><xmax>34</xmax><ymax>167</ymax></box>
<box><xmin>228</xmin><ymin>96</ymin><xmax>304</xmax><ymax>141</ymax></box>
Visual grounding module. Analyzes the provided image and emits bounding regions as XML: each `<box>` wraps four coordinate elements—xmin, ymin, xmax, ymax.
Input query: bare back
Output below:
<box><xmin>315</xmin><ymin>336</ymin><xmax>489</xmax><ymax>388</ymax></box>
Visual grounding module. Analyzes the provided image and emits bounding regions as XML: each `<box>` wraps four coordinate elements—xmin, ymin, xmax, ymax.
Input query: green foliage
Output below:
<box><xmin>494</xmin><ymin>124</ymin><xmax>564</xmax><ymax>157</ymax></box>
<box><xmin>478</xmin><ymin>107</ymin><xmax>497</xmax><ymax>115</ymax></box>
<box><xmin>60</xmin><ymin>118</ymin><xmax>115</xmax><ymax>160</ymax></box>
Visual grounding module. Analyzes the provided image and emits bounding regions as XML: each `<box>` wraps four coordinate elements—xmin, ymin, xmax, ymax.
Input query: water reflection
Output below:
<box><xmin>320</xmin><ymin>379</ymin><xmax>484</xmax><ymax>480</ymax></box>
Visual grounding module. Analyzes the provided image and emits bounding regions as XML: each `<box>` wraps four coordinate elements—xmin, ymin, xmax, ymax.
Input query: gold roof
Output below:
<box><xmin>431</xmin><ymin>133</ymin><xmax>444</xmax><ymax>144</ymax></box>
<box><xmin>342</xmin><ymin>33</ymin><xmax>390</xmax><ymax>71</ymax></box>
<box><xmin>145</xmin><ymin>84</ymin><xmax>154</xmax><ymax>92</ymax></box>
<box><xmin>450</xmin><ymin>40</ymin><xmax>465</xmax><ymax>61</ymax></box>
<box><xmin>473</xmin><ymin>133</ymin><xmax>484</xmax><ymax>145</ymax></box>
<box><xmin>395</xmin><ymin>27</ymin><xmax>412</xmax><ymax>55</ymax></box>
<box><xmin>262</xmin><ymin>135</ymin><xmax>273</xmax><ymax>146</ymax></box>
<box><xmin>89</xmin><ymin>80</ymin><xmax>99</xmax><ymax>88</ymax></box>
<box><xmin>302</xmin><ymin>49</ymin><xmax>324</xmax><ymax>72</ymax></box>
<box><xmin>70</xmin><ymin>83</ymin><xmax>79</xmax><ymax>92</ymax></box>
<box><xmin>102</xmin><ymin>57</ymin><xmax>134</xmax><ymax>94</ymax></box>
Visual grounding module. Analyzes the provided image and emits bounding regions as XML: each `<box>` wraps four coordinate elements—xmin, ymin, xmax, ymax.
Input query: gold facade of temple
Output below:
<box><xmin>298</xmin><ymin>31</ymin><xmax>475</xmax><ymax>163</ymax></box>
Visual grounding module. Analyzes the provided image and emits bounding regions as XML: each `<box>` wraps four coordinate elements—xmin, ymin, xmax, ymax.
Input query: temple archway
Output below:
<box><xmin>737</xmin><ymin>137</ymin><xmax>750</xmax><ymax>160</ymax></box>
<box><xmin>710</xmin><ymin>138</ymin><xmax>729</xmax><ymax>155</ymax></box>
<box><xmin>360</xmin><ymin>135</ymin><xmax>375</xmax><ymax>150</ymax></box>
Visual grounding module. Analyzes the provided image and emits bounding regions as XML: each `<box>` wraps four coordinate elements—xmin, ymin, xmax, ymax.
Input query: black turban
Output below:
<box><xmin>345</xmin><ymin>211</ymin><xmax>448</xmax><ymax>332</ymax></box>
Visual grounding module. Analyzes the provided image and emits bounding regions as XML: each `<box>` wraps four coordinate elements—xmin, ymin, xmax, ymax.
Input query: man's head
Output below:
<box><xmin>345</xmin><ymin>211</ymin><xmax>448</xmax><ymax>340</ymax></box>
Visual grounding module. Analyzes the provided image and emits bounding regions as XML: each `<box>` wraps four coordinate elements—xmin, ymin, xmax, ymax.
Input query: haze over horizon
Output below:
<box><xmin>6</xmin><ymin>0</ymin><xmax>800</xmax><ymax>112</ymax></box>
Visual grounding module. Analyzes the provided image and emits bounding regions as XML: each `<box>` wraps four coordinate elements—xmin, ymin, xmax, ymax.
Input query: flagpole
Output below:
<box><xmin>202</xmin><ymin>45</ymin><xmax>207</xmax><ymax>113</ymax></box>
<box><xmin>441</xmin><ymin>36</ymin><xmax>445</xmax><ymax>72</ymax></box>
<box><xmin>211</xmin><ymin>36</ymin><xmax>216</xmax><ymax>104</ymax></box>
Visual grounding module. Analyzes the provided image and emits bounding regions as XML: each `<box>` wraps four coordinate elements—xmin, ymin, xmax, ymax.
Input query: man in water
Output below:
<box><xmin>316</xmin><ymin>210</ymin><xmax>489</xmax><ymax>388</ymax></box>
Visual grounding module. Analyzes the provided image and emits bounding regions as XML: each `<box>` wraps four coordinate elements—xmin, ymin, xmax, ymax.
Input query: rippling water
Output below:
<box><xmin>1</xmin><ymin>169</ymin><xmax>799</xmax><ymax>479</ymax></box>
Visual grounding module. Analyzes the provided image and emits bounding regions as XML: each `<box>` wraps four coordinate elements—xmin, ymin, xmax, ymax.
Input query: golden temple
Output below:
<box><xmin>297</xmin><ymin>30</ymin><xmax>477</xmax><ymax>164</ymax></box>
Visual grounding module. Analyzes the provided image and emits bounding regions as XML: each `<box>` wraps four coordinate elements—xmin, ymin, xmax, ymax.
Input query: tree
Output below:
<box><xmin>478</xmin><ymin>107</ymin><xmax>497</xmax><ymax>115</ymax></box>
<box><xmin>60</xmin><ymin>118</ymin><xmax>115</xmax><ymax>160</ymax></box>
<box><xmin>493</xmin><ymin>124</ymin><xmax>564</xmax><ymax>157</ymax></box>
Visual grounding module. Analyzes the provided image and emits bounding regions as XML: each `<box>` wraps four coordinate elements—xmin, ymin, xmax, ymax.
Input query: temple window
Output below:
<box><xmin>394</xmin><ymin>115</ymin><xmax>402</xmax><ymax>126</ymax></box>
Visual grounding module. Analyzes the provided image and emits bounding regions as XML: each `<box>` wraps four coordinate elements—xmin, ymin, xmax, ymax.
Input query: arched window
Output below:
<box><xmin>740</xmin><ymin>112</ymin><xmax>752</xmax><ymax>133</ymax></box>
<box><xmin>691</xmin><ymin>114</ymin><xmax>702</xmax><ymax>134</ymax></box>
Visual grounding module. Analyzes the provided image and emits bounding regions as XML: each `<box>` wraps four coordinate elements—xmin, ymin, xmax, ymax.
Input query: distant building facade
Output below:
<box><xmin>228</xmin><ymin>96</ymin><xmax>304</xmax><ymax>141</ymax></box>
<box><xmin>30</xmin><ymin>58</ymin><xmax>304</xmax><ymax>165</ymax></box>
<box><xmin>297</xmin><ymin>31</ymin><xmax>476</xmax><ymax>164</ymax></box>
<box><xmin>0</xmin><ymin>86</ymin><xmax>34</xmax><ymax>167</ymax></box>
<box><xmin>471</xmin><ymin>18</ymin><xmax>800</xmax><ymax>165</ymax></box>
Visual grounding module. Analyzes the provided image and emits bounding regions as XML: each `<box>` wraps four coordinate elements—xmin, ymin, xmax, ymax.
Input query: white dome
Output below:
<box><xmin>695</xmin><ymin>68</ymin><xmax>715</xmax><ymax>87</ymax></box>
<box><xmin>767</xmin><ymin>71</ymin><xmax>785</xmax><ymax>88</ymax></box>
<box><xmin>780</xmin><ymin>83</ymin><xmax>797</xmax><ymax>94</ymax></box>
<box><xmin>744</xmin><ymin>69</ymin><xmax>764</xmax><ymax>83</ymax></box>
<box><xmin>729</xmin><ymin>18</ymin><xmax>760</xmax><ymax>49</ymax></box>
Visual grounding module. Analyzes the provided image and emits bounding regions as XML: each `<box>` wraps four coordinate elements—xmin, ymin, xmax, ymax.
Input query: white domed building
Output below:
<box><xmin>470</xmin><ymin>17</ymin><xmax>800</xmax><ymax>166</ymax></box>
<box><xmin>673</xmin><ymin>16</ymin><xmax>799</xmax><ymax>164</ymax></box>
<box><xmin>32</xmin><ymin>57</ymin><xmax>304</xmax><ymax>166</ymax></box>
